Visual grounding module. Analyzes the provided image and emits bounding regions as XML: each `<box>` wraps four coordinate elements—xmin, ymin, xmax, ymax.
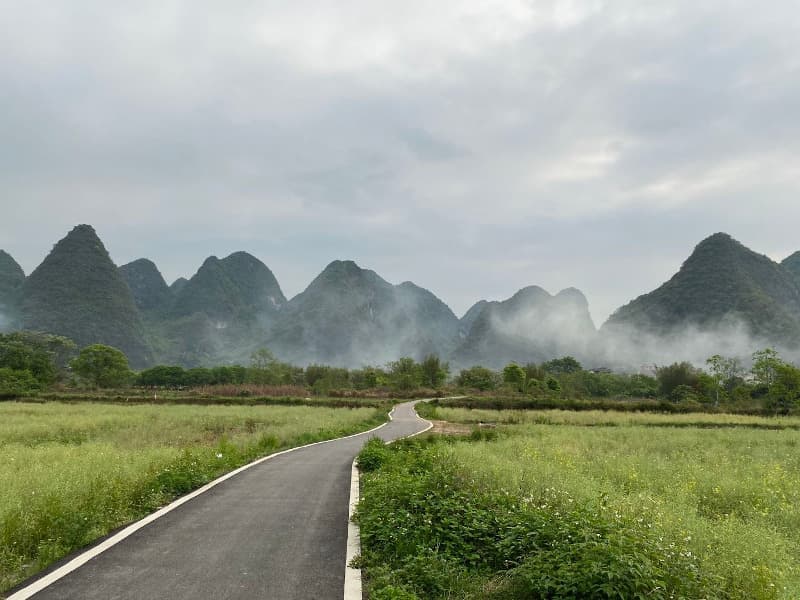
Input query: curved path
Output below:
<box><xmin>8</xmin><ymin>401</ymin><xmax>430</xmax><ymax>600</ymax></box>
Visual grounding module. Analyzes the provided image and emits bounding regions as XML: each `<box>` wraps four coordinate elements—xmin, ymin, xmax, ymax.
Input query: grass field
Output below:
<box><xmin>357</xmin><ymin>408</ymin><xmax>800</xmax><ymax>599</ymax></box>
<box><xmin>0</xmin><ymin>401</ymin><xmax>385</xmax><ymax>593</ymax></box>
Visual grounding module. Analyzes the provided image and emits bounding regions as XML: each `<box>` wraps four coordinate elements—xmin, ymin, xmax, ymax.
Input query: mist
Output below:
<box><xmin>596</xmin><ymin>318</ymin><xmax>800</xmax><ymax>373</ymax></box>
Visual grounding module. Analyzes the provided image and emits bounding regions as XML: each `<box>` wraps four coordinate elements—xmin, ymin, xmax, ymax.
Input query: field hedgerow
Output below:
<box><xmin>0</xmin><ymin>402</ymin><xmax>384</xmax><ymax>592</ymax></box>
<box><xmin>356</xmin><ymin>411</ymin><xmax>800</xmax><ymax>599</ymax></box>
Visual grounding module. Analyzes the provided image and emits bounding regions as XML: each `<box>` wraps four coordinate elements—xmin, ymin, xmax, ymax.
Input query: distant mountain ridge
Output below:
<box><xmin>9</xmin><ymin>226</ymin><xmax>800</xmax><ymax>369</ymax></box>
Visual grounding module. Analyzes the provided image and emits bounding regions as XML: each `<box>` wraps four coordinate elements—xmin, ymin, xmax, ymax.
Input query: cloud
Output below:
<box><xmin>1</xmin><ymin>1</ymin><xmax>800</xmax><ymax>322</ymax></box>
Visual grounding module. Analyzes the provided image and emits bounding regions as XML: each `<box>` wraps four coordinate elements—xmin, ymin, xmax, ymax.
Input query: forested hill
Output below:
<box><xmin>19</xmin><ymin>225</ymin><xmax>152</xmax><ymax>367</ymax></box>
<box><xmin>603</xmin><ymin>233</ymin><xmax>800</xmax><ymax>347</ymax></box>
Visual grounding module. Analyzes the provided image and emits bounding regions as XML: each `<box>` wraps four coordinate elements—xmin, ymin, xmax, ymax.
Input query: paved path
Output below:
<box><xmin>9</xmin><ymin>401</ymin><xmax>430</xmax><ymax>600</ymax></box>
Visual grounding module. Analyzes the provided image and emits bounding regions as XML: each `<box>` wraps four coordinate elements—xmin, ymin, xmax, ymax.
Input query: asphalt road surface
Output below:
<box><xmin>9</xmin><ymin>401</ymin><xmax>429</xmax><ymax>600</ymax></box>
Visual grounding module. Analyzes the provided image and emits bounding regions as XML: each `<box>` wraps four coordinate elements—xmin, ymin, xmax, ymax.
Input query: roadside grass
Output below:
<box><xmin>356</xmin><ymin>411</ymin><xmax>800</xmax><ymax>599</ymax></box>
<box><xmin>418</xmin><ymin>405</ymin><xmax>800</xmax><ymax>429</ymax></box>
<box><xmin>26</xmin><ymin>391</ymin><xmax>391</xmax><ymax>409</ymax></box>
<box><xmin>0</xmin><ymin>402</ymin><xmax>385</xmax><ymax>593</ymax></box>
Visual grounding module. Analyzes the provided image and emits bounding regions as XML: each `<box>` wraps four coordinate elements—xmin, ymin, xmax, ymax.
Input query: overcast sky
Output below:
<box><xmin>2</xmin><ymin>1</ymin><xmax>799</xmax><ymax>324</ymax></box>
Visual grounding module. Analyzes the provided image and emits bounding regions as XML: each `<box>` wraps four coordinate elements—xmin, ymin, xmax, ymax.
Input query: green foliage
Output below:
<box><xmin>541</xmin><ymin>356</ymin><xmax>583</xmax><ymax>374</ymax></box>
<box><xmin>656</xmin><ymin>361</ymin><xmax>700</xmax><ymax>399</ymax></box>
<box><xmin>765</xmin><ymin>362</ymin><xmax>800</xmax><ymax>414</ymax></box>
<box><xmin>357</xmin><ymin>437</ymin><xmax>392</xmax><ymax>472</ymax></box>
<box><xmin>0</xmin><ymin>331</ymin><xmax>75</xmax><ymax>386</ymax></box>
<box><xmin>388</xmin><ymin>357</ymin><xmax>423</xmax><ymax>391</ymax></box>
<box><xmin>359</xmin><ymin>412</ymin><xmax>800</xmax><ymax>598</ymax></box>
<box><xmin>502</xmin><ymin>363</ymin><xmax>526</xmax><ymax>392</ymax></box>
<box><xmin>356</xmin><ymin>439</ymin><xmax>718</xmax><ymax>599</ymax></box>
<box><xmin>71</xmin><ymin>344</ymin><xmax>132</xmax><ymax>388</ymax></box>
<box><xmin>0</xmin><ymin>368</ymin><xmax>40</xmax><ymax>396</ymax></box>
<box><xmin>350</xmin><ymin>366</ymin><xmax>387</xmax><ymax>390</ymax></box>
<box><xmin>545</xmin><ymin>376</ymin><xmax>561</xmax><ymax>392</ymax></box>
<box><xmin>137</xmin><ymin>365</ymin><xmax>187</xmax><ymax>387</ymax></box>
<box><xmin>456</xmin><ymin>366</ymin><xmax>499</xmax><ymax>391</ymax></box>
<box><xmin>308</xmin><ymin>365</ymin><xmax>350</xmax><ymax>395</ymax></box>
<box><xmin>752</xmin><ymin>348</ymin><xmax>783</xmax><ymax>386</ymax></box>
<box><xmin>419</xmin><ymin>354</ymin><xmax>449</xmax><ymax>388</ymax></box>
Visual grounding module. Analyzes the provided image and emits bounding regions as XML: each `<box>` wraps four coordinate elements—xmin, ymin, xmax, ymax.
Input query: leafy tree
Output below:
<box><xmin>250</xmin><ymin>347</ymin><xmax>277</xmax><ymax>370</ymax></box>
<box><xmin>136</xmin><ymin>365</ymin><xmax>186</xmax><ymax>387</ymax></box>
<box><xmin>247</xmin><ymin>348</ymin><xmax>297</xmax><ymax>385</ymax></box>
<box><xmin>545</xmin><ymin>376</ymin><xmax>561</xmax><ymax>393</ymax></box>
<box><xmin>0</xmin><ymin>331</ymin><xmax>76</xmax><ymax>385</ymax></box>
<box><xmin>185</xmin><ymin>367</ymin><xmax>214</xmax><ymax>386</ymax></box>
<box><xmin>752</xmin><ymin>348</ymin><xmax>783</xmax><ymax>387</ymax></box>
<box><xmin>350</xmin><ymin>366</ymin><xmax>386</xmax><ymax>390</ymax></box>
<box><xmin>420</xmin><ymin>354</ymin><xmax>449</xmax><ymax>388</ymax></box>
<box><xmin>209</xmin><ymin>365</ymin><xmax>247</xmax><ymax>385</ymax></box>
<box><xmin>502</xmin><ymin>363</ymin><xmax>527</xmax><ymax>393</ymax></box>
<box><xmin>456</xmin><ymin>366</ymin><xmax>499</xmax><ymax>391</ymax></box>
<box><xmin>705</xmin><ymin>355</ymin><xmax>744</xmax><ymax>405</ymax></box>
<box><xmin>655</xmin><ymin>362</ymin><xmax>700</xmax><ymax>399</ymax></box>
<box><xmin>766</xmin><ymin>362</ymin><xmax>800</xmax><ymax>414</ymax></box>
<box><xmin>70</xmin><ymin>344</ymin><xmax>132</xmax><ymax>388</ymax></box>
<box><xmin>0</xmin><ymin>367</ymin><xmax>40</xmax><ymax>396</ymax></box>
<box><xmin>541</xmin><ymin>356</ymin><xmax>583</xmax><ymax>375</ymax></box>
<box><xmin>388</xmin><ymin>357</ymin><xmax>422</xmax><ymax>391</ymax></box>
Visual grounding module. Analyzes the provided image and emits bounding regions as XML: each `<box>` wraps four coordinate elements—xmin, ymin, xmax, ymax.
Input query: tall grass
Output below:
<box><xmin>423</xmin><ymin>406</ymin><xmax>800</xmax><ymax>429</ymax></box>
<box><xmin>357</xmin><ymin>411</ymin><xmax>800</xmax><ymax>599</ymax></box>
<box><xmin>0</xmin><ymin>402</ymin><xmax>384</xmax><ymax>593</ymax></box>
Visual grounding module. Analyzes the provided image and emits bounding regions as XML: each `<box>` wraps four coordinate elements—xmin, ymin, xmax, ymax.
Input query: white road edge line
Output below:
<box><xmin>7</xmin><ymin>412</ymin><xmax>394</xmax><ymax>600</ymax></box>
<box><xmin>343</xmin><ymin>400</ymin><xmax>434</xmax><ymax>600</ymax></box>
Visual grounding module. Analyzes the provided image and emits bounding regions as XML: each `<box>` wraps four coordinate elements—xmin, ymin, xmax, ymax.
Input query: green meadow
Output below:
<box><xmin>0</xmin><ymin>402</ymin><xmax>384</xmax><ymax>593</ymax></box>
<box><xmin>357</xmin><ymin>409</ymin><xmax>800</xmax><ymax>599</ymax></box>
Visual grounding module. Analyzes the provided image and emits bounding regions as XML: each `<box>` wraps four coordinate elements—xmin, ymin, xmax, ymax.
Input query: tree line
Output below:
<box><xmin>1</xmin><ymin>333</ymin><xmax>799</xmax><ymax>413</ymax></box>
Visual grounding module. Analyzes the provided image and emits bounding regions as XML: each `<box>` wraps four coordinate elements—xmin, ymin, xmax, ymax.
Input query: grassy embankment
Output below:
<box><xmin>356</xmin><ymin>408</ymin><xmax>800</xmax><ymax>599</ymax></box>
<box><xmin>0</xmin><ymin>401</ymin><xmax>386</xmax><ymax>593</ymax></box>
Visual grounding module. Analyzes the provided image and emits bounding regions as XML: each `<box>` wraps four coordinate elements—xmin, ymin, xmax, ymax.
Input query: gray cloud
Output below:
<box><xmin>1</xmin><ymin>1</ymin><xmax>800</xmax><ymax>322</ymax></box>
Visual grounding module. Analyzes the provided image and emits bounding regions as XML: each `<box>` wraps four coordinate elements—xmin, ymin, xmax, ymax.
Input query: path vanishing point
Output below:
<box><xmin>7</xmin><ymin>400</ymin><xmax>431</xmax><ymax>600</ymax></box>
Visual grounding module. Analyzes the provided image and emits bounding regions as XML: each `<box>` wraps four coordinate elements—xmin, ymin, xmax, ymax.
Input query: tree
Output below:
<box><xmin>70</xmin><ymin>344</ymin><xmax>132</xmax><ymax>388</ymax></box>
<box><xmin>502</xmin><ymin>363</ymin><xmax>527</xmax><ymax>393</ymax></box>
<box><xmin>136</xmin><ymin>365</ymin><xmax>186</xmax><ymax>387</ymax></box>
<box><xmin>705</xmin><ymin>354</ymin><xmax>743</xmax><ymax>405</ymax></box>
<box><xmin>0</xmin><ymin>367</ymin><xmax>40</xmax><ymax>396</ymax></box>
<box><xmin>766</xmin><ymin>362</ymin><xmax>800</xmax><ymax>414</ymax></box>
<box><xmin>250</xmin><ymin>348</ymin><xmax>277</xmax><ymax>370</ymax></box>
<box><xmin>541</xmin><ymin>356</ymin><xmax>583</xmax><ymax>375</ymax></box>
<box><xmin>420</xmin><ymin>354</ymin><xmax>449</xmax><ymax>388</ymax></box>
<box><xmin>388</xmin><ymin>357</ymin><xmax>422</xmax><ymax>391</ymax></box>
<box><xmin>752</xmin><ymin>348</ymin><xmax>783</xmax><ymax>387</ymax></box>
<box><xmin>655</xmin><ymin>362</ymin><xmax>700</xmax><ymax>399</ymax></box>
<box><xmin>456</xmin><ymin>366</ymin><xmax>499</xmax><ymax>391</ymax></box>
<box><xmin>0</xmin><ymin>331</ymin><xmax>76</xmax><ymax>385</ymax></box>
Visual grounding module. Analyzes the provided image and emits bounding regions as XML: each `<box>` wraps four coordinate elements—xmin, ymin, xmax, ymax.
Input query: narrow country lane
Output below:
<box><xmin>7</xmin><ymin>401</ymin><xmax>430</xmax><ymax>600</ymax></box>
